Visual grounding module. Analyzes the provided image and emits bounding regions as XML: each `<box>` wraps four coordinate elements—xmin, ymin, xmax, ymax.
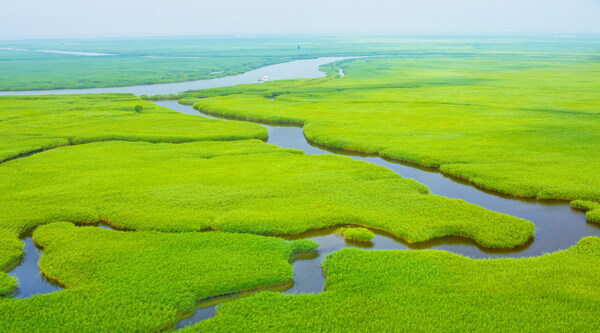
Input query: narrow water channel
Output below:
<box><xmin>8</xmin><ymin>223</ymin><xmax>114</xmax><ymax>298</ymax></box>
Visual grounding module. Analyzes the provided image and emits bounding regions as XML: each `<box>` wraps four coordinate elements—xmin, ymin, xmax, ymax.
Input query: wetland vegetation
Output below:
<box><xmin>2</xmin><ymin>35</ymin><xmax>598</xmax><ymax>91</ymax></box>
<box><xmin>0</xmin><ymin>95</ymin><xmax>534</xmax><ymax>248</ymax></box>
<box><xmin>336</xmin><ymin>227</ymin><xmax>375</xmax><ymax>243</ymax></box>
<box><xmin>1</xmin><ymin>35</ymin><xmax>599</xmax><ymax>332</ymax></box>
<box><xmin>191</xmin><ymin>237</ymin><xmax>600</xmax><ymax>332</ymax></box>
<box><xmin>0</xmin><ymin>231</ymin><xmax>21</xmax><ymax>296</ymax></box>
<box><xmin>0</xmin><ymin>223</ymin><xmax>316</xmax><ymax>332</ymax></box>
<box><xmin>182</xmin><ymin>54</ymin><xmax>600</xmax><ymax>212</ymax></box>
<box><xmin>0</xmin><ymin>94</ymin><xmax>266</xmax><ymax>162</ymax></box>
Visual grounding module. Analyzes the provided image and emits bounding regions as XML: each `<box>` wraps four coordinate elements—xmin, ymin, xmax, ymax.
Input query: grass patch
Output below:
<box><xmin>0</xmin><ymin>222</ymin><xmax>316</xmax><ymax>332</ymax></box>
<box><xmin>190</xmin><ymin>236</ymin><xmax>600</xmax><ymax>332</ymax></box>
<box><xmin>0</xmin><ymin>230</ymin><xmax>21</xmax><ymax>296</ymax></box>
<box><xmin>571</xmin><ymin>200</ymin><xmax>600</xmax><ymax>224</ymax></box>
<box><xmin>336</xmin><ymin>227</ymin><xmax>375</xmax><ymax>242</ymax></box>
<box><xmin>0</xmin><ymin>139</ymin><xmax>533</xmax><ymax>249</ymax></box>
<box><xmin>0</xmin><ymin>94</ymin><xmax>267</xmax><ymax>162</ymax></box>
<box><xmin>183</xmin><ymin>55</ymin><xmax>600</xmax><ymax>202</ymax></box>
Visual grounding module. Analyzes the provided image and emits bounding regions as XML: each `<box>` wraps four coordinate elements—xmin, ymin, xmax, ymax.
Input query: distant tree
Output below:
<box><xmin>134</xmin><ymin>105</ymin><xmax>143</xmax><ymax>113</ymax></box>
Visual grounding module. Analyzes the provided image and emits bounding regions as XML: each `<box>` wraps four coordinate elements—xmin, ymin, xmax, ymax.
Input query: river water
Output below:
<box><xmin>0</xmin><ymin>57</ymin><xmax>350</xmax><ymax>97</ymax></box>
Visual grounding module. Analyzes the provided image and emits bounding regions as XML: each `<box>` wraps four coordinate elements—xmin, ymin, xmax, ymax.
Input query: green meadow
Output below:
<box><xmin>0</xmin><ymin>231</ymin><xmax>21</xmax><ymax>296</ymax></box>
<box><xmin>190</xmin><ymin>237</ymin><xmax>600</xmax><ymax>332</ymax></box>
<box><xmin>0</xmin><ymin>94</ymin><xmax>266</xmax><ymax>162</ymax></box>
<box><xmin>0</xmin><ymin>223</ymin><xmax>316</xmax><ymax>332</ymax></box>
<box><xmin>0</xmin><ymin>129</ymin><xmax>533</xmax><ymax>249</ymax></box>
<box><xmin>183</xmin><ymin>54</ymin><xmax>600</xmax><ymax>209</ymax></box>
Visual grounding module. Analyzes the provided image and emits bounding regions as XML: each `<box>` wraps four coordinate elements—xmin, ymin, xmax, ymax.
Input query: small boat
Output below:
<box><xmin>258</xmin><ymin>75</ymin><xmax>271</xmax><ymax>82</ymax></box>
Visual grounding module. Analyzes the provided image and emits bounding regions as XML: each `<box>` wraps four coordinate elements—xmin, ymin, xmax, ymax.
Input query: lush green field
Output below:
<box><xmin>189</xmin><ymin>236</ymin><xmax>600</xmax><ymax>332</ymax></box>
<box><xmin>183</xmin><ymin>54</ymin><xmax>600</xmax><ymax>208</ymax></box>
<box><xmin>0</xmin><ymin>222</ymin><xmax>316</xmax><ymax>332</ymax></box>
<box><xmin>0</xmin><ymin>230</ymin><xmax>21</xmax><ymax>296</ymax></box>
<box><xmin>1</xmin><ymin>35</ymin><xmax>598</xmax><ymax>91</ymax></box>
<box><xmin>0</xmin><ymin>94</ymin><xmax>266</xmax><ymax>162</ymax></box>
<box><xmin>0</xmin><ymin>138</ymin><xmax>533</xmax><ymax>249</ymax></box>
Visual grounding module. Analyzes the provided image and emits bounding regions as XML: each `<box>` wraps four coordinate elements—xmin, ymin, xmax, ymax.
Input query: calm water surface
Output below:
<box><xmin>8</xmin><ymin>224</ymin><xmax>114</xmax><ymax>298</ymax></box>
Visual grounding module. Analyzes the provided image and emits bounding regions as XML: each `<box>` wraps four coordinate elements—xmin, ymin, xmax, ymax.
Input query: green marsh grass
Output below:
<box><xmin>190</xmin><ymin>236</ymin><xmax>600</xmax><ymax>332</ymax></box>
<box><xmin>2</xmin><ymin>36</ymin><xmax>598</xmax><ymax>91</ymax></box>
<box><xmin>0</xmin><ymin>230</ymin><xmax>21</xmax><ymax>296</ymax></box>
<box><xmin>0</xmin><ymin>49</ymin><xmax>285</xmax><ymax>91</ymax></box>
<box><xmin>0</xmin><ymin>139</ymin><xmax>533</xmax><ymax>249</ymax></box>
<box><xmin>0</xmin><ymin>223</ymin><xmax>316</xmax><ymax>332</ymax></box>
<box><xmin>336</xmin><ymin>227</ymin><xmax>375</xmax><ymax>242</ymax></box>
<box><xmin>0</xmin><ymin>94</ymin><xmax>266</xmax><ymax>162</ymax></box>
<box><xmin>183</xmin><ymin>55</ymin><xmax>600</xmax><ymax>207</ymax></box>
<box><xmin>571</xmin><ymin>200</ymin><xmax>600</xmax><ymax>224</ymax></box>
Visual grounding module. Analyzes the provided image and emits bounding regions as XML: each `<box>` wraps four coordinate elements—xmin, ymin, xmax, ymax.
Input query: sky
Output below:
<box><xmin>1</xmin><ymin>0</ymin><xmax>599</xmax><ymax>39</ymax></box>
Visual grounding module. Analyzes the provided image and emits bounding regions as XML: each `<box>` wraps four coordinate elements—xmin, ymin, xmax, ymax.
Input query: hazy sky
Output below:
<box><xmin>2</xmin><ymin>0</ymin><xmax>599</xmax><ymax>39</ymax></box>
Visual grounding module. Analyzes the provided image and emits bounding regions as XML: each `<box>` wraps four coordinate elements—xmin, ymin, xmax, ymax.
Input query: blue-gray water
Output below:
<box><xmin>8</xmin><ymin>223</ymin><xmax>114</xmax><ymax>299</ymax></box>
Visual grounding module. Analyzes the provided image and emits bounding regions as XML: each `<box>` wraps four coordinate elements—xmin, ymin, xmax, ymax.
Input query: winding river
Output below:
<box><xmin>155</xmin><ymin>95</ymin><xmax>599</xmax><ymax>327</ymax></box>
<box><xmin>157</xmin><ymin>99</ymin><xmax>599</xmax><ymax>260</ymax></box>
<box><xmin>2</xmin><ymin>57</ymin><xmax>598</xmax><ymax>330</ymax></box>
<box><xmin>0</xmin><ymin>57</ymin><xmax>351</xmax><ymax>97</ymax></box>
